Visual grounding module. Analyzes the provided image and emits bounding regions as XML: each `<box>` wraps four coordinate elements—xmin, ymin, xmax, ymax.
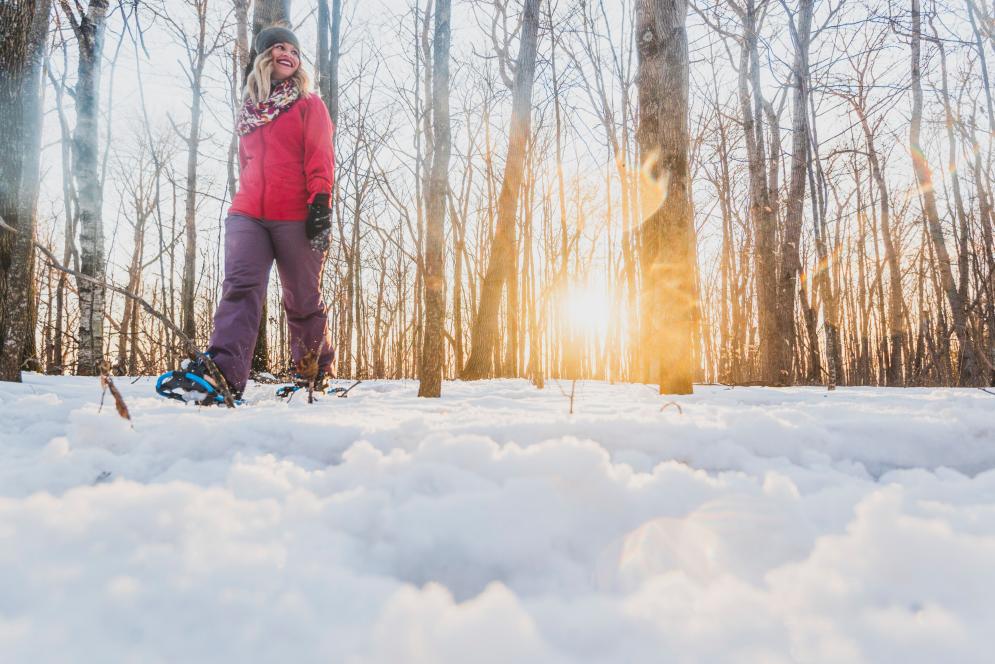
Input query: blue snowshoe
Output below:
<box><xmin>275</xmin><ymin>368</ymin><xmax>331</xmax><ymax>399</ymax></box>
<box><xmin>275</xmin><ymin>370</ymin><xmax>360</xmax><ymax>400</ymax></box>
<box><xmin>156</xmin><ymin>355</ymin><xmax>241</xmax><ymax>406</ymax></box>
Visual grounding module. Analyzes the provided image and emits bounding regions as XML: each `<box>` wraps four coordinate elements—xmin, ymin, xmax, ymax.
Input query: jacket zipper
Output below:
<box><xmin>259</xmin><ymin>125</ymin><xmax>267</xmax><ymax>219</ymax></box>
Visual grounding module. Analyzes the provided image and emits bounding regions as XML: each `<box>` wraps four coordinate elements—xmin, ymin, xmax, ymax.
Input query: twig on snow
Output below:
<box><xmin>99</xmin><ymin>361</ymin><xmax>132</xmax><ymax>422</ymax></box>
<box><xmin>554</xmin><ymin>378</ymin><xmax>578</xmax><ymax>415</ymax></box>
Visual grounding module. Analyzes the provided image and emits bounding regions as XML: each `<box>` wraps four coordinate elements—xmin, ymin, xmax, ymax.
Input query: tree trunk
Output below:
<box><xmin>182</xmin><ymin>1</ymin><xmax>209</xmax><ymax>344</ymax></box>
<box><xmin>0</xmin><ymin>0</ymin><xmax>51</xmax><ymax>382</ymax></box>
<box><xmin>807</xmin><ymin>105</ymin><xmax>839</xmax><ymax>390</ymax></box>
<box><xmin>65</xmin><ymin>0</ymin><xmax>111</xmax><ymax>376</ymax></box>
<box><xmin>776</xmin><ymin>0</ymin><xmax>813</xmax><ymax>385</ymax></box>
<box><xmin>736</xmin><ymin>1</ymin><xmax>779</xmax><ymax>384</ymax></box>
<box><xmin>418</xmin><ymin>0</ymin><xmax>451</xmax><ymax>397</ymax></box>
<box><xmin>853</xmin><ymin>106</ymin><xmax>903</xmax><ymax>385</ymax></box>
<box><xmin>636</xmin><ymin>0</ymin><xmax>696</xmax><ymax>394</ymax></box>
<box><xmin>317</xmin><ymin>0</ymin><xmax>343</xmax><ymax>126</ymax></box>
<box><xmin>461</xmin><ymin>0</ymin><xmax>542</xmax><ymax>380</ymax></box>
<box><xmin>451</xmin><ymin>192</ymin><xmax>466</xmax><ymax>373</ymax></box>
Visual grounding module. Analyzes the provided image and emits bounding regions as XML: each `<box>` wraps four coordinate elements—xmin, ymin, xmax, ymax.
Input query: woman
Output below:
<box><xmin>157</xmin><ymin>26</ymin><xmax>335</xmax><ymax>404</ymax></box>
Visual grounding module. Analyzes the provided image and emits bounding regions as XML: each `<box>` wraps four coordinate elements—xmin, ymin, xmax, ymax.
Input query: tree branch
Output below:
<box><xmin>0</xmin><ymin>215</ymin><xmax>237</xmax><ymax>407</ymax></box>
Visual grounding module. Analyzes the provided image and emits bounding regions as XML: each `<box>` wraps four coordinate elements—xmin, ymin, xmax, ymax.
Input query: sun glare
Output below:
<box><xmin>562</xmin><ymin>284</ymin><xmax>613</xmax><ymax>340</ymax></box>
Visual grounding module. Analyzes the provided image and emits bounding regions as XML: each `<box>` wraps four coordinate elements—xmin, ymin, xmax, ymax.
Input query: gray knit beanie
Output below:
<box><xmin>255</xmin><ymin>26</ymin><xmax>300</xmax><ymax>54</ymax></box>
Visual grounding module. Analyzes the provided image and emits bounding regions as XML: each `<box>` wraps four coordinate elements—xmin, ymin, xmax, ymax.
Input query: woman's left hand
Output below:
<box><xmin>306</xmin><ymin>193</ymin><xmax>332</xmax><ymax>251</ymax></box>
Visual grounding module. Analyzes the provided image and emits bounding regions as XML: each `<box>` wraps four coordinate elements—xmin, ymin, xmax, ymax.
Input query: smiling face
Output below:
<box><xmin>270</xmin><ymin>42</ymin><xmax>301</xmax><ymax>81</ymax></box>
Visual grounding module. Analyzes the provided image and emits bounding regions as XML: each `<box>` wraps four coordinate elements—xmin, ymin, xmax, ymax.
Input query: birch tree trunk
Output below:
<box><xmin>0</xmin><ymin>0</ymin><xmax>51</xmax><ymax>382</ymax></box>
<box><xmin>636</xmin><ymin>0</ymin><xmax>696</xmax><ymax>394</ymax></box>
<box><xmin>418</xmin><ymin>0</ymin><xmax>451</xmax><ymax>397</ymax></box>
<box><xmin>461</xmin><ymin>0</ymin><xmax>542</xmax><ymax>380</ymax></box>
<box><xmin>61</xmin><ymin>0</ymin><xmax>111</xmax><ymax>376</ymax></box>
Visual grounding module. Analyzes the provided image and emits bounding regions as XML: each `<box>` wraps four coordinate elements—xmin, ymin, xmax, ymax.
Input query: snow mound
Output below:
<box><xmin>1</xmin><ymin>376</ymin><xmax>993</xmax><ymax>662</ymax></box>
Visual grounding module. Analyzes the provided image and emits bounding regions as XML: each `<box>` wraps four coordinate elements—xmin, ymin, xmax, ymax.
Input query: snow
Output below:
<box><xmin>1</xmin><ymin>375</ymin><xmax>994</xmax><ymax>663</ymax></box>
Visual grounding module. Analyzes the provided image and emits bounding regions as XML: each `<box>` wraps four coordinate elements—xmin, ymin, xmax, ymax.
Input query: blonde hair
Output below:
<box><xmin>244</xmin><ymin>46</ymin><xmax>313</xmax><ymax>105</ymax></box>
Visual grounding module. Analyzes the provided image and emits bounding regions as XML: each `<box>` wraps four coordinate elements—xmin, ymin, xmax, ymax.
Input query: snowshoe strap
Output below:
<box><xmin>156</xmin><ymin>371</ymin><xmax>227</xmax><ymax>405</ymax></box>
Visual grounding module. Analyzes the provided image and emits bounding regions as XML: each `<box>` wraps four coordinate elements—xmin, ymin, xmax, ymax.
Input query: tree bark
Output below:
<box><xmin>0</xmin><ymin>0</ymin><xmax>51</xmax><ymax>382</ymax></box>
<box><xmin>418</xmin><ymin>0</ymin><xmax>451</xmax><ymax>397</ymax></box>
<box><xmin>636</xmin><ymin>0</ymin><xmax>696</xmax><ymax>394</ymax></box>
<box><xmin>775</xmin><ymin>0</ymin><xmax>813</xmax><ymax>385</ymax></box>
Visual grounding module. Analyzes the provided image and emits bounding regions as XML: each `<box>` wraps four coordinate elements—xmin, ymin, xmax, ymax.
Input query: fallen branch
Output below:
<box><xmin>99</xmin><ymin>361</ymin><xmax>132</xmax><ymax>422</ymax></box>
<box><xmin>0</xmin><ymin>215</ymin><xmax>237</xmax><ymax>408</ymax></box>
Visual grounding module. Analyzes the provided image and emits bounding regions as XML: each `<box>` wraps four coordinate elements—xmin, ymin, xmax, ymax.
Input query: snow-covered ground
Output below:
<box><xmin>1</xmin><ymin>375</ymin><xmax>993</xmax><ymax>663</ymax></box>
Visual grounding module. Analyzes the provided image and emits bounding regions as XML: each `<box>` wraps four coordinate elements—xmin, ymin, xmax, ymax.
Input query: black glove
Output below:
<box><xmin>306</xmin><ymin>193</ymin><xmax>332</xmax><ymax>248</ymax></box>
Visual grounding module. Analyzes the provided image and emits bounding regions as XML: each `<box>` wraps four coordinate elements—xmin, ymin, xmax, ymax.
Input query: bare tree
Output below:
<box><xmin>462</xmin><ymin>0</ymin><xmax>542</xmax><ymax>380</ymax></box>
<box><xmin>909</xmin><ymin>0</ymin><xmax>974</xmax><ymax>385</ymax></box>
<box><xmin>114</xmin><ymin>132</ymin><xmax>172</xmax><ymax>374</ymax></box>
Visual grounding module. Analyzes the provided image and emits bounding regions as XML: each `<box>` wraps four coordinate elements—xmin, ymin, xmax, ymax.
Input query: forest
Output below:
<box><xmin>1</xmin><ymin>0</ymin><xmax>994</xmax><ymax>395</ymax></box>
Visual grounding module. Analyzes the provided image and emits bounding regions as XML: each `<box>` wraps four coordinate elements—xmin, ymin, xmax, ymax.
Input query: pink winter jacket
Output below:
<box><xmin>230</xmin><ymin>93</ymin><xmax>335</xmax><ymax>222</ymax></box>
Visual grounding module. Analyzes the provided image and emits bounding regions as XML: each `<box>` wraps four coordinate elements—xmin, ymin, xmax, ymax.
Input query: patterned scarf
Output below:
<box><xmin>236</xmin><ymin>78</ymin><xmax>301</xmax><ymax>136</ymax></box>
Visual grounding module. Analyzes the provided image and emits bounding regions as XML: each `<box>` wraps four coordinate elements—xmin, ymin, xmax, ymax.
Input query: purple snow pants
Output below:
<box><xmin>207</xmin><ymin>213</ymin><xmax>334</xmax><ymax>392</ymax></box>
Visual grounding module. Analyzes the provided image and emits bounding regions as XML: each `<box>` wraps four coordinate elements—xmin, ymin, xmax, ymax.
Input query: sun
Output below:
<box><xmin>561</xmin><ymin>283</ymin><xmax>613</xmax><ymax>339</ymax></box>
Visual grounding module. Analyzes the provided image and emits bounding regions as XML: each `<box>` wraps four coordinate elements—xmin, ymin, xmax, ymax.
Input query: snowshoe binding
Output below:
<box><xmin>275</xmin><ymin>368</ymin><xmax>331</xmax><ymax>400</ymax></box>
<box><xmin>156</xmin><ymin>355</ymin><xmax>241</xmax><ymax>406</ymax></box>
<box><xmin>275</xmin><ymin>370</ymin><xmax>359</xmax><ymax>401</ymax></box>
